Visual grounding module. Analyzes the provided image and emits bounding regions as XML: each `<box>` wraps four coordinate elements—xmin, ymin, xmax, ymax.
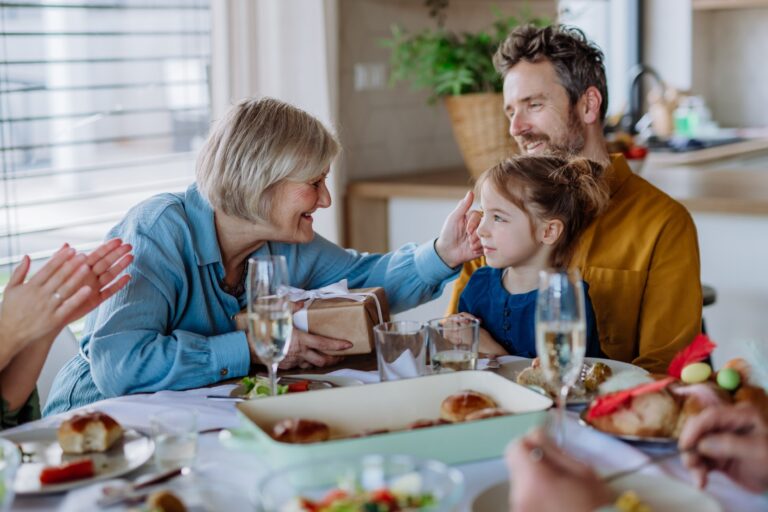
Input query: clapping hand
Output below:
<box><xmin>0</xmin><ymin>239</ymin><xmax>133</xmax><ymax>356</ymax></box>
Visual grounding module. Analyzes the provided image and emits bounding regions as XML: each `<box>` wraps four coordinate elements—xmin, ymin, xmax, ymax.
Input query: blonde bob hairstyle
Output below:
<box><xmin>196</xmin><ymin>97</ymin><xmax>340</xmax><ymax>223</ymax></box>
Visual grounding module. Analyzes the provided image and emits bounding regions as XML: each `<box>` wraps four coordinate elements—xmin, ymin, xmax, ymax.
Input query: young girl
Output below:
<box><xmin>458</xmin><ymin>156</ymin><xmax>608</xmax><ymax>358</ymax></box>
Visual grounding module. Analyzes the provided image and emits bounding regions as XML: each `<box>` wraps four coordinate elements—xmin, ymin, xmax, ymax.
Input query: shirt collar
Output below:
<box><xmin>184</xmin><ymin>183</ymin><xmax>223</xmax><ymax>266</ymax></box>
<box><xmin>607</xmin><ymin>153</ymin><xmax>632</xmax><ymax>198</ymax></box>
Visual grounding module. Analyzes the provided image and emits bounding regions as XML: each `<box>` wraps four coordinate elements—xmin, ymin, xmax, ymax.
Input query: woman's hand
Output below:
<box><xmin>678</xmin><ymin>402</ymin><xmax>768</xmax><ymax>492</ymax></box>
<box><xmin>435</xmin><ymin>191</ymin><xmax>484</xmax><ymax>268</ymax></box>
<box><xmin>0</xmin><ymin>240</ymin><xmax>133</xmax><ymax>361</ymax></box>
<box><xmin>506</xmin><ymin>428</ymin><xmax>613</xmax><ymax>512</ymax></box>
<box><xmin>278</xmin><ymin>330</ymin><xmax>352</xmax><ymax>369</ymax></box>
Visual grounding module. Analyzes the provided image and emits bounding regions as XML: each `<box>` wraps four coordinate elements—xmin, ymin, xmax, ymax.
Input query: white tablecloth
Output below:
<box><xmin>6</xmin><ymin>379</ymin><xmax>768</xmax><ymax>512</ymax></box>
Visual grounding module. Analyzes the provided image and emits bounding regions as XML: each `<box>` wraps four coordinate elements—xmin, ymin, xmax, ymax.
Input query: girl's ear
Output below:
<box><xmin>541</xmin><ymin>219</ymin><xmax>564</xmax><ymax>246</ymax></box>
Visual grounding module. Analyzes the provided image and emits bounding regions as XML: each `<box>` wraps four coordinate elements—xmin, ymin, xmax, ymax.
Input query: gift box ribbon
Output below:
<box><xmin>281</xmin><ymin>279</ymin><xmax>385</xmax><ymax>332</ymax></box>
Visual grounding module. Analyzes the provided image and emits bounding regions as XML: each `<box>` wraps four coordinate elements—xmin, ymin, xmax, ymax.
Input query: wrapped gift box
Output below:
<box><xmin>298</xmin><ymin>287</ymin><xmax>390</xmax><ymax>356</ymax></box>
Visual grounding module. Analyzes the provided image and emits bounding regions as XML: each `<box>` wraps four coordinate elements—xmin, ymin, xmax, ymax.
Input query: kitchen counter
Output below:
<box><xmin>344</xmin><ymin>141</ymin><xmax>768</xmax><ymax>251</ymax></box>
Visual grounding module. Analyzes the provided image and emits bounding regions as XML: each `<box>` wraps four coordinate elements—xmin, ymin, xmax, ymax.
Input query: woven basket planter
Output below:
<box><xmin>444</xmin><ymin>92</ymin><xmax>519</xmax><ymax>180</ymax></box>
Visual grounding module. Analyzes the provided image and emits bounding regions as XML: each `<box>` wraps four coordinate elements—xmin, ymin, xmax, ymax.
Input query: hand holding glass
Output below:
<box><xmin>535</xmin><ymin>269</ymin><xmax>587</xmax><ymax>445</ymax></box>
<box><xmin>246</xmin><ymin>256</ymin><xmax>293</xmax><ymax>396</ymax></box>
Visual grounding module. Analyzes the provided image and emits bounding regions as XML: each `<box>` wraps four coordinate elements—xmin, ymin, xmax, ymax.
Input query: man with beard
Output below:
<box><xmin>447</xmin><ymin>25</ymin><xmax>702</xmax><ymax>373</ymax></box>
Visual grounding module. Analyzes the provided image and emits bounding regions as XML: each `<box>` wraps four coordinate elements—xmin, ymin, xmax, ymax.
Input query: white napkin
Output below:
<box><xmin>378</xmin><ymin>349</ymin><xmax>425</xmax><ymax>381</ymax></box>
<box><xmin>329</xmin><ymin>368</ymin><xmax>380</xmax><ymax>384</ymax></box>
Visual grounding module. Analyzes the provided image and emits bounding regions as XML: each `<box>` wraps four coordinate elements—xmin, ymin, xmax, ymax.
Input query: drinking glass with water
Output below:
<box><xmin>535</xmin><ymin>269</ymin><xmax>587</xmax><ymax>445</ymax></box>
<box><xmin>150</xmin><ymin>409</ymin><xmax>198</xmax><ymax>471</ymax></box>
<box><xmin>427</xmin><ymin>317</ymin><xmax>480</xmax><ymax>373</ymax></box>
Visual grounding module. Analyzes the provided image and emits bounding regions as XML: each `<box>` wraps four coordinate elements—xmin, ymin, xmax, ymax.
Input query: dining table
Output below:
<box><xmin>5</xmin><ymin>360</ymin><xmax>767</xmax><ymax>512</ymax></box>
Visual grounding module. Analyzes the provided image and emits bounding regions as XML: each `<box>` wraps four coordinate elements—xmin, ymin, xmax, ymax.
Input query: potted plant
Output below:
<box><xmin>381</xmin><ymin>1</ymin><xmax>549</xmax><ymax>178</ymax></box>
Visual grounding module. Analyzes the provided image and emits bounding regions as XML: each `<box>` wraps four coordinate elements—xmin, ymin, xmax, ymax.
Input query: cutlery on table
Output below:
<box><xmin>602</xmin><ymin>449</ymin><xmax>684</xmax><ymax>483</ymax></box>
<box><xmin>97</xmin><ymin>466</ymin><xmax>190</xmax><ymax>507</ymax></box>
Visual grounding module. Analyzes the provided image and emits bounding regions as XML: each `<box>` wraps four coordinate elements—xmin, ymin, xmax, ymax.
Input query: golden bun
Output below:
<box><xmin>464</xmin><ymin>407</ymin><xmax>509</xmax><ymax>421</ymax></box>
<box><xmin>440</xmin><ymin>390</ymin><xmax>497</xmax><ymax>423</ymax></box>
<box><xmin>734</xmin><ymin>385</ymin><xmax>768</xmax><ymax>424</ymax></box>
<box><xmin>146</xmin><ymin>490</ymin><xmax>186</xmax><ymax>512</ymax></box>
<box><xmin>57</xmin><ymin>411</ymin><xmax>123</xmax><ymax>454</ymax></box>
<box><xmin>589</xmin><ymin>391</ymin><xmax>679</xmax><ymax>438</ymax></box>
<box><xmin>272</xmin><ymin>418</ymin><xmax>330</xmax><ymax>444</ymax></box>
<box><xmin>407</xmin><ymin>418</ymin><xmax>450</xmax><ymax>430</ymax></box>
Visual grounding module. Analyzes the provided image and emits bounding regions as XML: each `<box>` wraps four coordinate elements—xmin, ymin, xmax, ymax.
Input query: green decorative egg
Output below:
<box><xmin>716</xmin><ymin>368</ymin><xmax>741</xmax><ymax>391</ymax></box>
<box><xmin>681</xmin><ymin>362</ymin><xmax>712</xmax><ymax>384</ymax></box>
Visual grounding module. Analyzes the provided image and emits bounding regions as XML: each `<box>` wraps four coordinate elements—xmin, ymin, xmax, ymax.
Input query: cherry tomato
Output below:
<box><xmin>288</xmin><ymin>380</ymin><xmax>311</xmax><ymax>393</ymax></box>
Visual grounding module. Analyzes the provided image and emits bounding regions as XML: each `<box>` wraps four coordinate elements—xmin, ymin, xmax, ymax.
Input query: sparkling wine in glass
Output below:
<box><xmin>246</xmin><ymin>256</ymin><xmax>293</xmax><ymax>396</ymax></box>
<box><xmin>535</xmin><ymin>268</ymin><xmax>587</xmax><ymax>445</ymax></box>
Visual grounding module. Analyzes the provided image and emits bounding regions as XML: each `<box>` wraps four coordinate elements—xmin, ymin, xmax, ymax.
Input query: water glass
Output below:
<box><xmin>427</xmin><ymin>317</ymin><xmax>479</xmax><ymax>373</ymax></box>
<box><xmin>374</xmin><ymin>321</ymin><xmax>427</xmax><ymax>382</ymax></box>
<box><xmin>246</xmin><ymin>255</ymin><xmax>293</xmax><ymax>396</ymax></box>
<box><xmin>0</xmin><ymin>438</ymin><xmax>20</xmax><ymax>511</ymax></box>
<box><xmin>535</xmin><ymin>269</ymin><xmax>587</xmax><ymax>445</ymax></box>
<box><xmin>150</xmin><ymin>409</ymin><xmax>198</xmax><ymax>471</ymax></box>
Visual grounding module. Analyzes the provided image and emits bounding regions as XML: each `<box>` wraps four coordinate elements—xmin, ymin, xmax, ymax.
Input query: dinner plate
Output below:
<box><xmin>496</xmin><ymin>357</ymin><xmax>648</xmax><ymax>405</ymax></box>
<box><xmin>578</xmin><ymin>409</ymin><xmax>679</xmax><ymax>448</ymax></box>
<box><xmin>229</xmin><ymin>373</ymin><xmax>363</xmax><ymax>398</ymax></box>
<box><xmin>472</xmin><ymin>473</ymin><xmax>721</xmax><ymax>512</ymax></box>
<box><xmin>2</xmin><ymin>428</ymin><xmax>154</xmax><ymax>495</ymax></box>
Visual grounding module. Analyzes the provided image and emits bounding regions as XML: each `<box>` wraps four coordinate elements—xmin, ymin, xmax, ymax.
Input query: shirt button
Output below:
<box><xmin>220</xmin><ymin>368</ymin><xmax>229</xmax><ymax>377</ymax></box>
<box><xmin>503</xmin><ymin>310</ymin><xmax>509</xmax><ymax>317</ymax></box>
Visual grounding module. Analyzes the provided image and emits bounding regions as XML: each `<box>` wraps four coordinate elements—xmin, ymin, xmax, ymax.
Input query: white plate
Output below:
<box><xmin>472</xmin><ymin>473</ymin><xmax>722</xmax><ymax>512</ymax></box>
<box><xmin>3</xmin><ymin>428</ymin><xmax>154</xmax><ymax>495</ymax></box>
<box><xmin>496</xmin><ymin>357</ymin><xmax>648</xmax><ymax>405</ymax></box>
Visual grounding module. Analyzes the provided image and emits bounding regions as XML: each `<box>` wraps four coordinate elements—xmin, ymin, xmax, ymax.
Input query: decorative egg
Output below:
<box><xmin>681</xmin><ymin>362</ymin><xmax>712</xmax><ymax>384</ymax></box>
<box><xmin>716</xmin><ymin>368</ymin><xmax>741</xmax><ymax>391</ymax></box>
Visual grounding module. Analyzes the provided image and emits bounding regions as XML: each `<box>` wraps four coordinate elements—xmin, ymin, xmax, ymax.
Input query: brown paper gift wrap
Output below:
<box><xmin>302</xmin><ymin>287</ymin><xmax>390</xmax><ymax>356</ymax></box>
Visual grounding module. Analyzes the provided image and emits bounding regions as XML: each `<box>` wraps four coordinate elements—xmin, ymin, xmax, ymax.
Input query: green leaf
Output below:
<box><xmin>380</xmin><ymin>6</ymin><xmax>551</xmax><ymax>102</ymax></box>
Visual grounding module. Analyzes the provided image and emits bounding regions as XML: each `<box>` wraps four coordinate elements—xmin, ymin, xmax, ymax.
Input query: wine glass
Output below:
<box><xmin>535</xmin><ymin>268</ymin><xmax>587</xmax><ymax>445</ymax></box>
<box><xmin>246</xmin><ymin>255</ymin><xmax>293</xmax><ymax>396</ymax></box>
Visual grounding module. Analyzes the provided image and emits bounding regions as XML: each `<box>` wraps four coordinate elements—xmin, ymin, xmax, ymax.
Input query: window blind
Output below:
<box><xmin>0</xmin><ymin>0</ymin><xmax>211</xmax><ymax>285</ymax></box>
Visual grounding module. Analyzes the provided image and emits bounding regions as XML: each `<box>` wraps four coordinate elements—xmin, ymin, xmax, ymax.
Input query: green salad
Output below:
<box><xmin>241</xmin><ymin>376</ymin><xmax>288</xmax><ymax>398</ymax></box>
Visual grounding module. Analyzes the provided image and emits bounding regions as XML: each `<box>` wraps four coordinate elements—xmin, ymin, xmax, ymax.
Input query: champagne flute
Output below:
<box><xmin>535</xmin><ymin>268</ymin><xmax>587</xmax><ymax>446</ymax></box>
<box><xmin>246</xmin><ymin>256</ymin><xmax>293</xmax><ymax>396</ymax></box>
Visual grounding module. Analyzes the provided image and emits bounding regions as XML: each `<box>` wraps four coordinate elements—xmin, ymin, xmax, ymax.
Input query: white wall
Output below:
<box><xmin>643</xmin><ymin>0</ymin><xmax>692</xmax><ymax>91</ymax></box>
<box><xmin>693</xmin><ymin>213</ymin><xmax>768</xmax><ymax>367</ymax></box>
<box><xmin>389</xmin><ymin>197</ymin><xmax>460</xmax><ymax>323</ymax></box>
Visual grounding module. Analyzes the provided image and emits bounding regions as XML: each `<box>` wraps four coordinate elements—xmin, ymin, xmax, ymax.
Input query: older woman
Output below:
<box><xmin>44</xmin><ymin>97</ymin><xmax>479</xmax><ymax>414</ymax></box>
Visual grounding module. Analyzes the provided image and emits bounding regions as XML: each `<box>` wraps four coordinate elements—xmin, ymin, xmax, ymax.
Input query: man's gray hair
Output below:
<box><xmin>196</xmin><ymin>97</ymin><xmax>340</xmax><ymax>223</ymax></box>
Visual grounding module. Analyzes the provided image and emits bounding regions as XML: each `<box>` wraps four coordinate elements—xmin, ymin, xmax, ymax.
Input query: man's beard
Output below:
<box><xmin>517</xmin><ymin>108</ymin><xmax>586</xmax><ymax>158</ymax></box>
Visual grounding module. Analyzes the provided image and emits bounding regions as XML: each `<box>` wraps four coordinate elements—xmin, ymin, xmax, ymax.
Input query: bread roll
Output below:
<box><xmin>407</xmin><ymin>418</ymin><xmax>450</xmax><ymax>430</ymax></box>
<box><xmin>58</xmin><ymin>411</ymin><xmax>123</xmax><ymax>454</ymax></box>
<box><xmin>734</xmin><ymin>385</ymin><xmax>768</xmax><ymax>424</ymax></box>
<box><xmin>464</xmin><ymin>407</ymin><xmax>509</xmax><ymax>421</ymax></box>
<box><xmin>440</xmin><ymin>390</ymin><xmax>497</xmax><ymax>423</ymax></box>
<box><xmin>272</xmin><ymin>418</ymin><xmax>330</xmax><ymax>444</ymax></box>
<box><xmin>146</xmin><ymin>490</ymin><xmax>186</xmax><ymax>512</ymax></box>
<box><xmin>589</xmin><ymin>391</ymin><xmax>679</xmax><ymax>438</ymax></box>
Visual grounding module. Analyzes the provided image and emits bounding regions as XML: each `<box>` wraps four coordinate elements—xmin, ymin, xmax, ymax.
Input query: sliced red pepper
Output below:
<box><xmin>39</xmin><ymin>458</ymin><xmax>95</xmax><ymax>484</ymax></box>
<box><xmin>287</xmin><ymin>380</ymin><xmax>311</xmax><ymax>393</ymax></box>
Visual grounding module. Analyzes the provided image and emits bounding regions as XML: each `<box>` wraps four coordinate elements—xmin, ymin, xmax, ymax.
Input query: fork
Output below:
<box><xmin>602</xmin><ymin>449</ymin><xmax>684</xmax><ymax>482</ymax></box>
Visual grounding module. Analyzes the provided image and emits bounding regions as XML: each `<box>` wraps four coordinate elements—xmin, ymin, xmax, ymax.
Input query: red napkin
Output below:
<box><xmin>667</xmin><ymin>333</ymin><xmax>716</xmax><ymax>379</ymax></box>
<box><xmin>586</xmin><ymin>377</ymin><xmax>675</xmax><ymax>420</ymax></box>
